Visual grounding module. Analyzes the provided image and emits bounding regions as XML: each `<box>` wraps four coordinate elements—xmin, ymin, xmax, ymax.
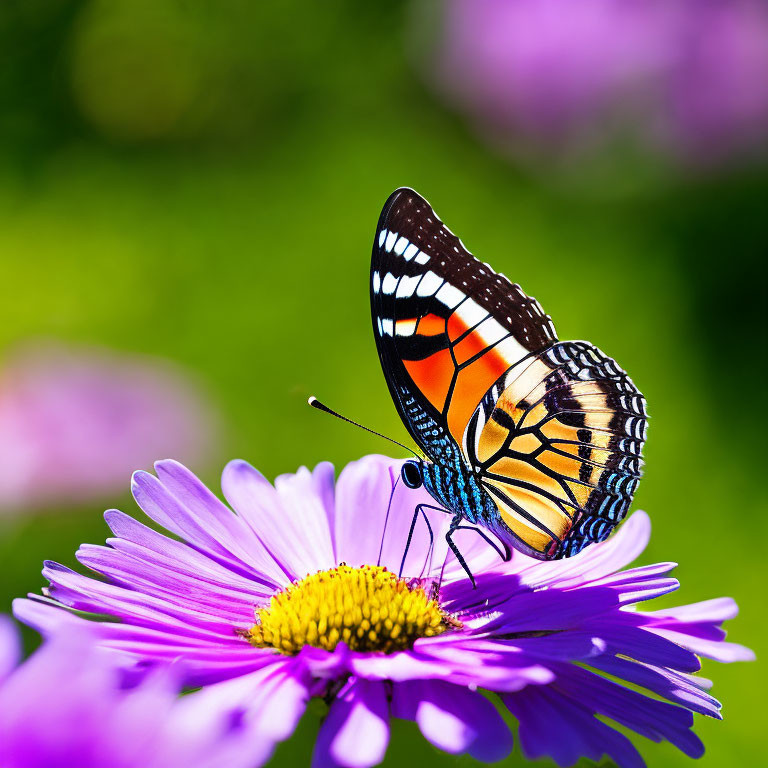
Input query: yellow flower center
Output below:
<box><xmin>248</xmin><ymin>565</ymin><xmax>453</xmax><ymax>655</ymax></box>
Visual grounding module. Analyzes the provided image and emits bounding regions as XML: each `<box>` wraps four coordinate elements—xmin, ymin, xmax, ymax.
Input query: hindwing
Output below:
<box><xmin>467</xmin><ymin>341</ymin><xmax>647</xmax><ymax>558</ymax></box>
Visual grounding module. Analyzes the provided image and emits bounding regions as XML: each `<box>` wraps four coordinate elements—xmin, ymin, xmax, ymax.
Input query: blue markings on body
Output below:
<box><xmin>421</xmin><ymin>458</ymin><xmax>496</xmax><ymax>528</ymax></box>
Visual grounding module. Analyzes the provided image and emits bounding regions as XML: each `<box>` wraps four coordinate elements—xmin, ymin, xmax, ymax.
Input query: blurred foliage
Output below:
<box><xmin>0</xmin><ymin>1</ymin><xmax>766</xmax><ymax>767</ymax></box>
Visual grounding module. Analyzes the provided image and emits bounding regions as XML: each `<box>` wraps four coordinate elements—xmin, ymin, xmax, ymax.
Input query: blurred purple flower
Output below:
<box><xmin>0</xmin><ymin>342</ymin><xmax>219</xmax><ymax>513</ymax></box>
<box><xmin>0</xmin><ymin>615</ymin><xmax>270</xmax><ymax>768</ymax></box>
<box><xmin>15</xmin><ymin>455</ymin><xmax>753</xmax><ymax>767</ymax></box>
<box><xmin>425</xmin><ymin>0</ymin><xmax>768</xmax><ymax>163</ymax></box>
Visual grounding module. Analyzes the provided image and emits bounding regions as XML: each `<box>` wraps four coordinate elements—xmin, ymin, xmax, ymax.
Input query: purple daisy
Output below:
<box><xmin>0</xmin><ymin>615</ymin><xmax>272</xmax><ymax>768</ymax></box>
<box><xmin>15</xmin><ymin>455</ymin><xmax>753</xmax><ymax>768</ymax></box>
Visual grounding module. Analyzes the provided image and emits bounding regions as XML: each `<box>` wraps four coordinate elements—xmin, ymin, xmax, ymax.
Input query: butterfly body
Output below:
<box><xmin>418</xmin><ymin>458</ymin><xmax>494</xmax><ymax>528</ymax></box>
<box><xmin>371</xmin><ymin>188</ymin><xmax>647</xmax><ymax>571</ymax></box>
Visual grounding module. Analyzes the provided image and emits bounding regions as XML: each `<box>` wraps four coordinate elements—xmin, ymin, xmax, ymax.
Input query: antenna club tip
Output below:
<box><xmin>307</xmin><ymin>396</ymin><xmax>317</xmax><ymax>406</ymax></box>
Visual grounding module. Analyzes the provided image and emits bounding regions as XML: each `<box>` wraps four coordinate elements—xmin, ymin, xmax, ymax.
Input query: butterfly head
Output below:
<box><xmin>401</xmin><ymin>460</ymin><xmax>424</xmax><ymax>490</ymax></box>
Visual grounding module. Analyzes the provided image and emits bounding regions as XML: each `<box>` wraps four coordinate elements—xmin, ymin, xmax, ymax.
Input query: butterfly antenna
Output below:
<box><xmin>308</xmin><ymin>397</ymin><xmax>421</xmax><ymax>459</ymax></box>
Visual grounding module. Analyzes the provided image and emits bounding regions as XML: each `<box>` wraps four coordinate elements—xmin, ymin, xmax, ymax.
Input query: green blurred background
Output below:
<box><xmin>0</xmin><ymin>1</ymin><xmax>765</xmax><ymax>766</ymax></box>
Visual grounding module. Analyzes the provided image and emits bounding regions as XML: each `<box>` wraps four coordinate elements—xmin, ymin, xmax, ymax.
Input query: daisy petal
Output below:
<box><xmin>13</xmin><ymin>595</ymin><xmax>89</xmax><ymax>638</ymax></box>
<box><xmin>154</xmin><ymin>460</ymin><xmax>257</xmax><ymax>555</ymax></box>
<box><xmin>103</xmin><ymin>508</ymin><xmax>282</xmax><ymax>589</ymax></box>
<box><xmin>333</xmin><ymin>455</ymin><xmax>399</xmax><ymax>567</ymax></box>
<box><xmin>505</xmin><ymin>684</ymin><xmax>645</xmax><ymax>768</ymax></box>
<box><xmin>649</xmin><ymin>629</ymin><xmax>756</xmax><ymax>663</ymax></box>
<box><xmin>192</xmin><ymin>659</ymin><xmax>311</xmax><ymax>744</ymax></box>
<box><xmin>551</xmin><ymin>662</ymin><xmax>705</xmax><ymax>758</ymax></box>
<box><xmin>646</xmin><ymin>597</ymin><xmax>739</xmax><ymax>623</ymax></box>
<box><xmin>273</xmin><ymin>464</ymin><xmax>336</xmax><ymax>569</ymax></box>
<box><xmin>587</xmin><ymin>655</ymin><xmax>722</xmax><ymax>718</ymax></box>
<box><xmin>0</xmin><ymin>616</ymin><xmax>21</xmax><ymax>683</ymax></box>
<box><xmin>313</xmin><ymin>679</ymin><xmax>390</xmax><ymax>768</ymax></box>
<box><xmin>392</xmin><ymin>679</ymin><xmax>513</xmax><ymax>761</ymax></box>
<box><xmin>222</xmin><ymin>459</ymin><xmax>330</xmax><ymax>579</ymax></box>
<box><xmin>335</xmin><ymin>455</ymin><xmax>442</xmax><ymax>573</ymax></box>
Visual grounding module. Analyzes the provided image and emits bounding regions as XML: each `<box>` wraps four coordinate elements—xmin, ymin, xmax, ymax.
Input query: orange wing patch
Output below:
<box><xmin>403</xmin><ymin>349</ymin><xmax>454</xmax><ymax>412</ymax></box>
<box><xmin>447</xmin><ymin>351</ymin><xmax>511</xmax><ymax>444</ymax></box>
<box><xmin>453</xmin><ymin>330</ymin><xmax>491</xmax><ymax>366</ymax></box>
<box><xmin>447</xmin><ymin>312</ymin><xmax>469</xmax><ymax>341</ymax></box>
<box><xmin>416</xmin><ymin>313</ymin><xmax>446</xmax><ymax>336</ymax></box>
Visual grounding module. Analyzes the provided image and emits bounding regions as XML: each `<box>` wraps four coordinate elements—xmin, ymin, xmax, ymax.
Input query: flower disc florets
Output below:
<box><xmin>248</xmin><ymin>564</ymin><xmax>451</xmax><ymax>654</ymax></box>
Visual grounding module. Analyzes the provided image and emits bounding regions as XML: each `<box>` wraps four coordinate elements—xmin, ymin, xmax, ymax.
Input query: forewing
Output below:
<box><xmin>371</xmin><ymin>187</ymin><xmax>558</xmax><ymax>465</ymax></box>
<box><xmin>466</xmin><ymin>341</ymin><xmax>647</xmax><ymax>559</ymax></box>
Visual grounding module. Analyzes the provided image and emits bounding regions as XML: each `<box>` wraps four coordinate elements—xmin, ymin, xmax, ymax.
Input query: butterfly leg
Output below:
<box><xmin>399</xmin><ymin>504</ymin><xmax>444</xmax><ymax>579</ymax></box>
<box><xmin>451</xmin><ymin>525</ymin><xmax>511</xmax><ymax>563</ymax></box>
<box><xmin>445</xmin><ymin>516</ymin><xmax>476</xmax><ymax>589</ymax></box>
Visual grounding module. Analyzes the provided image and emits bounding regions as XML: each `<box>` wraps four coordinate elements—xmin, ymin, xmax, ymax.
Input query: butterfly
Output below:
<box><xmin>371</xmin><ymin>188</ymin><xmax>647</xmax><ymax>583</ymax></box>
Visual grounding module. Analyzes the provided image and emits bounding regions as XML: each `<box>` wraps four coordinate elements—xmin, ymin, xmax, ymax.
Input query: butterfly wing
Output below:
<box><xmin>370</xmin><ymin>187</ymin><xmax>557</xmax><ymax>467</ymax></box>
<box><xmin>466</xmin><ymin>342</ymin><xmax>647</xmax><ymax>559</ymax></box>
<box><xmin>371</xmin><ymin>187</ymin><xmax>647</xmax><ymax>560</ymax></box>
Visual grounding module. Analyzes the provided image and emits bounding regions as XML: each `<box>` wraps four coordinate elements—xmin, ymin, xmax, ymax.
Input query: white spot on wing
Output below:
<box><xmin>396</xmin><ymin>274</ymin><xmax>420</xmax><ymax>298</ymax></box>
<box><xmin>414</xmin><ymin>252</ymin><xmax>430</xmax><ymax>264</ymax></box>
<box><xmin>372</xmin><ymin>271</ymin><xmax>381</xmax><ymax>294</ymax></box>
<box><xmin>403</xmin><ymin>243</ymin><xmax>419</xmax><ymax>261</ymax></box>
<box><xmin>435</xmin><ymin>283</ymin><xmax>465</xmax><ymax>309</ymax></box>
<box><xmin>381</xmin><ymin>318</ymin><xmax>394</xmax><ymax>336</ymax></box>
<box><xmin>494</xmin><ymin>336</ymin><xmax>530</xmax><ymax>366</ymax></box>
<box><xmin>378</xmin><ymin>229</ymin><xmax>387</xmax><ymax>248</ymax></box>
<box><xmin>385</xmin><ymin>231</ymin><xmax>397</xmax><ymax>252</ymax></box>
<box><xmin>456</xmin><ymin>299</ymin><xmax>487</xmax><ymax>328</ymax></box>
<box><xmin>416</xmin><ymin>271</ymin><xmax>442</xmax><ymax>297</ymax></box>
<box><xmin>382</xmin><ymin>272</ymin><xmax>398</xmax><ymax>295</ymax></box>
<box><xmin>395</xmin><ymin>318</ymin><xmax>417</xmax><ymax>336</ymax></box>
<box><xmin>476</xmin><ymin>317</ymin><xmax>507</xmax><ymax>346</ymax></box>
<box><xmin>394</xmin><ymin>237</ymin><xmax>409</xmax><ymax>256</ymax></box>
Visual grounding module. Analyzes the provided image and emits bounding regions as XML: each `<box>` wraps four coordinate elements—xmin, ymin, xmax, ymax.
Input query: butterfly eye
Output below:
<box><xmin>401</xmin><ymin>461</ymin><xmax>423</xmax><ymax>489</ymax></box>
